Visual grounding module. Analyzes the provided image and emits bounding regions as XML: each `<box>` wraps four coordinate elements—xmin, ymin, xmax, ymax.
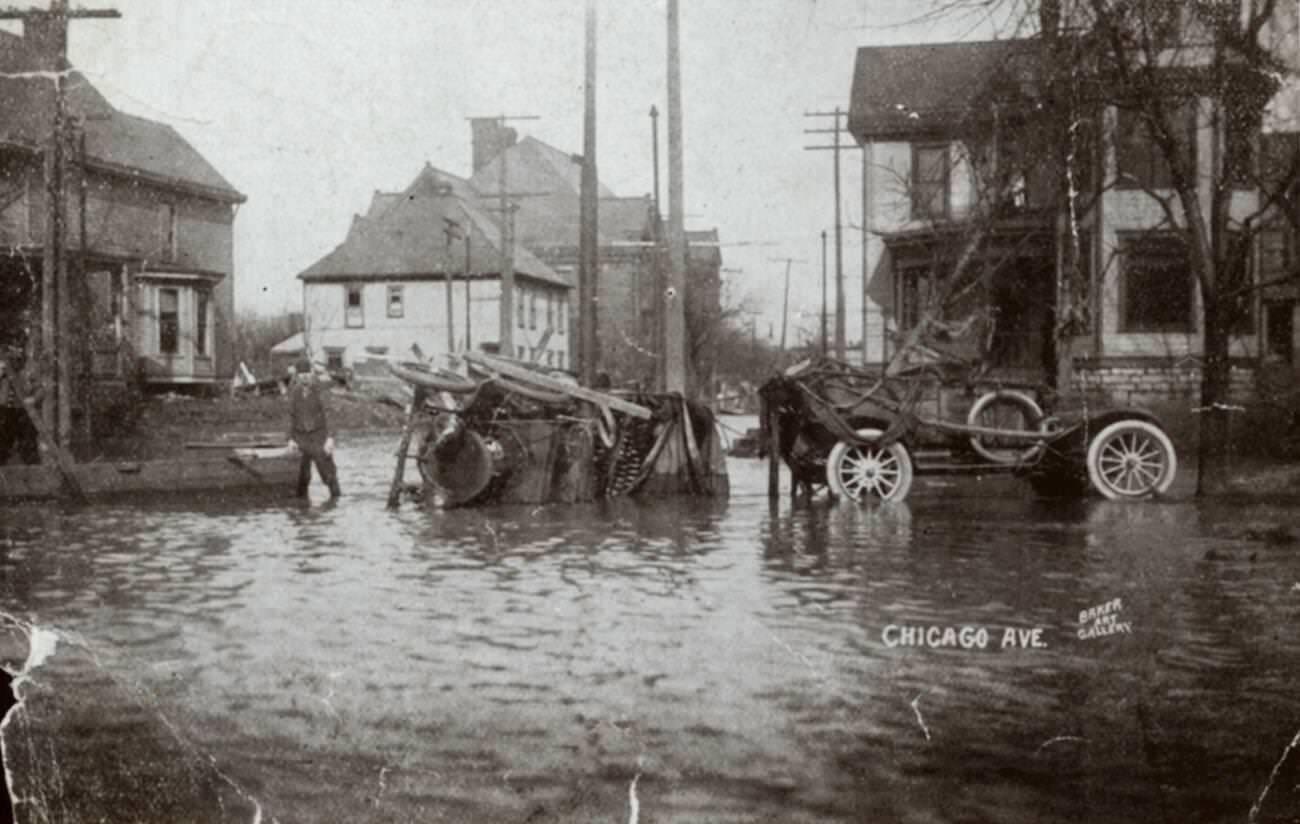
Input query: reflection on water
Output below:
<box><xmin>2</xmin><ymin>430</ymin><xmax>1300</xmax><ymax>823</ymax></box>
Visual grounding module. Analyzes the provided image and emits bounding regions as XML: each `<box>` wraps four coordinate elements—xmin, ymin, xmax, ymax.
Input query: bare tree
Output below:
<box><xmin>926</xmin><ymin>0</ymin><xmax>1300</xmax><ymax>493</ymax></box>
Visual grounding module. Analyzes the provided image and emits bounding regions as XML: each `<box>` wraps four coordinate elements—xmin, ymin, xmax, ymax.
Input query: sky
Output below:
<box><xmin>44</xmin><ymin>0</ymin><xmax>1013</xmax><ymax>345</ymax></box>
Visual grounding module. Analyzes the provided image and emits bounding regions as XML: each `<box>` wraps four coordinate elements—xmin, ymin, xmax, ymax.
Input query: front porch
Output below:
<box><xmin>876</xmin><ymin>214</ymin><xmax>1058</xmax><ymax>384</ymax></box>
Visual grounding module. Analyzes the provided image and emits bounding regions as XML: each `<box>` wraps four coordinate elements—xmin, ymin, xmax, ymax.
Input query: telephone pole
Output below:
<box><xmin>0</xmin><ymin>1</ymin><xmax>120</xmax><ymax>455</ymax></box>
<box><xmin>578</xmin><ymin>0</ymin><xmax>599</xmax><ymax>385</ymax></box>
<box><xmin>820</xmin><ymin>230</ymin><xmax>828</xmax><ymax>355</ymax></box>
<box><xmin>804</xmin><ymin>107</ymin><xmax>851</xmax><ymax>360</ymax></box>
<box><xmin>770</xmin><ymin>257</ymin><xmax>808</xmax><ymax>353</ymax></box>
<box><xmin>663</xmin><ymin>0</ymin><xmax>688</xmax><ymax>395</ymax></box>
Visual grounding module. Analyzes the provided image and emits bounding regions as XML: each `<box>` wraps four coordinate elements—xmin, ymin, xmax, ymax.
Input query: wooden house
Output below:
<box><xmin>0</xmin><ymin>24</ymin><xmax>245</xmax><ymax>400</ymax></box>
<box><xmin>849</xmin><ymin>7</ymin><xmax>1300</xmax><ymax>407</ymax></box>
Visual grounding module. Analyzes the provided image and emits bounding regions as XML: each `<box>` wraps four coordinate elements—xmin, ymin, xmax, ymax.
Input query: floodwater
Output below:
<box><xmin>2</xmin><ymin>421</ymin><xmax>1300</xmax><ymax>823</ymax></box>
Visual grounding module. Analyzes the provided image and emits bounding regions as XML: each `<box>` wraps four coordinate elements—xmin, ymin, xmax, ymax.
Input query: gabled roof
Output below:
<box><xmin>511</xmin><ymin>193</ymin><xmax>653</xmax><ymax>250</ymax></box>
<box><xmin>298</xmin><ymin>165</ymin><xmax>565</xmax><ymax>287</ymax></box>
<box><xmin>848</xmin><ymin>39</ymin><xmax>1042</xmax><ymax>140</ymax></box>
<box><xmin>356</xmin><ymin>164</ymin><xmax>473</xmax><ymax>226</ymax></box>
<box><xmin>0</xmin><ymin>31</ymin><xmax>243</xmax><ymax>203</ymax></box>
<box><xmin>469</xmin><ymin>136</ymin><xmax>616</xmax><ymax>199</ymax></box>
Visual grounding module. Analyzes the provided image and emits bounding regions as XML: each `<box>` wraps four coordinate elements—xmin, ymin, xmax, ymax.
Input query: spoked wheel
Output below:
<box><xmin>967</xmin><ymin>390</ymin><xmax>1044</xmax><ymax>464</ymax></box>
<box><xmin>826</xmin><ymin>428</ymin><xmax>914</xmax><ymax>503</ymax></box>
<box><xmin>1086</xmin><ymin>419</ymin><xmax>1177</xmax><ymax>500</ymax></box>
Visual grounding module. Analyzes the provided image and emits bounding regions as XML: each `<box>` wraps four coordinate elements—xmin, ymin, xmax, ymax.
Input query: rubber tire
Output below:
<box><xmin>966</xmin><ymin>390</ymin><xmax>1044</xmax><ymax>464</ymax></box>
<box><xmin>1085</xmin><ymin>419</ymin><xmax>1177</xmax><ymax>500</ymax></box>
<box><xmin>826</xmin><ymin>428</ymin><xmax>914</xmax><ymax>503</ymax></box>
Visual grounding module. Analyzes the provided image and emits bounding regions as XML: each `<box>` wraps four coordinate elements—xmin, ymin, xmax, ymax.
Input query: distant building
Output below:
<box><xmin>296</xmin><ymin>164</ymin><xmax>571</xmax><ymax>369</ymax></box>
<box><xmin>0</xmin><ymin>24</ymin><xmax>245</xmax><ymax>400</ymax></box>
<box><xmin>297</xmin><ymin>121</ymin><xmax>724</xmax><ymax>387</ymax></box>
<box><xmin>466</xmin><ymin>120</ymin><xmax>722</xmax><ymax>389</ymax></box>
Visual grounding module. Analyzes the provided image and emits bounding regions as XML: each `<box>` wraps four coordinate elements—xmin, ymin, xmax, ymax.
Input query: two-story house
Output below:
<box><xmin>850</xmin><ymin>5</ymin><xmax>1300</xmax><ymax>407</ymax></box>
<box><xmin>296</xmin><ymin>164</ymin><xmax>571</xmax><ymax>369</ymax></box>
<box><xmin>0</xmin><ymin>24</ymin><xmax>244</xmax><ymax>412</ymax></box>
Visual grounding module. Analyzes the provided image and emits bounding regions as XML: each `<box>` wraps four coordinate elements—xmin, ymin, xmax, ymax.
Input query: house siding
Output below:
<box><xmin>863</xmin><ymin>96</ymin><xmax>1278</xmax><ymax>404</ymax></box>
<box><xmin>302</xmin><ymin>278</ymin><xmax>571</xmax><ymax>370</ymax></box>
<box><xmin>4</xmin><ymin>161</ymin><xmax>238</xmax><ymax>383</ymax></box>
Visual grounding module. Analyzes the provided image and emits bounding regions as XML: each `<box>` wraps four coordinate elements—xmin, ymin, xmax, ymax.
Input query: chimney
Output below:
<box><xmin>470</xmin><ymin>118</ymin><xmax>518</xmax><ymax>174</ymax></box>
<box><xmin>22</xmin><ymin>9</ymin><xmax>67</xmax><ymax>72</ymax></box>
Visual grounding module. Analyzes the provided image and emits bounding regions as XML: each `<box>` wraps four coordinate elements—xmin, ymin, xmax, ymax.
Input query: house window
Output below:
<box><xmin>1264</xmin><ymin>302</ymin><xmax>1294</xmax><ymax>363</ymax></box>
<box><xmin>1225</xmin><ymin>115</ymin><xmax>1255</xmax><ymax>188</ymax></box>
<box><xmin>898</xmin><ymin>265</ymin><xmax>934</xmax><ymax>331</ymax></box>
<box><xmin>345</xmin><ymin>285</ymin><xmax>364</xmax><ymax>328</ymax></box>
<box><xmin>516</xmin><ymin>287</ymin><xmax>525</xmax><ymax>328</ymax></box>
<box><xmin>1116</xmin><ymin>101</ymin><xmax>1196</xmax><ymax>190</ymax></box>
<box><xmin>529</xmin><ymin>291</ymin><xmax>538</xmax><ymax>330</ymax></box>
<box><xmin>194</xmin><ymin>289</ymin><xmax>209</xmax><ymax>356</ymax></box>
<box><xmin>1120</xmin><ymin>234</ymin><xmax>1193</xmax><ymax>332</ymax></box>
<box><xmin>158</xmin><ymin>288</ymin><xmax>179</xmax><ymax>355</ymax></box>
<box><xmin>517</xmin><ymin>345</ymin><xmax>525</xmax><ymax>359</ymax></box>
<box><xmin>325</xmin><ymin>348</ymin><xmax>345</xmax><ymax>370</ymax></box>
<box><xmin>911</xmin><ymin>144</ymin><xmax>949</xmax><ymax>220</ymax></box>
<box><xmin>162</xmin><ymin>203</ymin><xmax>178</xmax><ymax>262</ymax></box>
<box><xmin>558</xmin><ymin>296</ymin><xmax>567</xmax><ymax>334</ymax></box>
<box><xmin>387</xmin><ymin>284</ymin><xmax>404</xmax><ymax>318</ymax></box>
<box><xmin>546</xmin><ymin>292</ymin><xmax>554</xmax><ymax>331</ymax></box>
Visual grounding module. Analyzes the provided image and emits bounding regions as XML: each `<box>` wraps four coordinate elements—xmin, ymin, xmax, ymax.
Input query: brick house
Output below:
<box><xmin>849</xmin><ymin>10</ymin><xmax>1300</xmax><ymax>407</ymax></box>
<box><xmin>467</xmin><ymin>120</ymin><xmax>722</xmax><ymax>390</ymax></box>
<box><xmin>0</xmin><ymin>25</ymin><xmax>245</xmax><ymax>399</ymax></box>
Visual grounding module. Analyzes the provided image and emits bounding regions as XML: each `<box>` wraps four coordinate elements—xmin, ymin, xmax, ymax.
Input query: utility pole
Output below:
<box><xmin>770</xmin><ymin>257</ymin><xmax>807</xmax><ymax>354</ymax></box>
<box><xmin>442</xmin><ymin>219</ymin><xmax>460</xmax><ymax>353</ymax></box>
<box><xmin>804</xmin><ymin>107</ymin><xmax>851</xmax><ymax>360</ymax></box>
<box><xmin>0</xmin><ymin>0</ymin><xmax>121</xmax><ymax>456</ymax></box>
<box><xmin>650</xmin><ymin>105</ymin><xmax>661</xmax><ymax>218</ymax></box>
<box><xmin>820</xmin><ymin>230</ymin><xmax>828</xmax><ymax>355</ymax></box>
<box><xmin>467</xmin><ymin>114</ymin><xmax>540</xmax><ymax>359</ymax></box>
<box><xmin>647</xmin><ymin>104</ymin><xmax>662</xmax><ymax>375</ymax></box>
<box><xmin>464</xmin><ymin>234</ymin><xmax>472</xmax><ymax>351</ymax></box>
<box><xmin>862</xmin><ymin>142</ymin><xmax>872</xmax><ymax>365</ymax></box>
<box><xmin>578</xmin><ymin>0</ymin><xmax>599</xmax><ymax>385</ymax></box>
<box><xmin>664</xmin><ymin>0</ymin><xmax>689</xmax><ymax>395</ymax></box>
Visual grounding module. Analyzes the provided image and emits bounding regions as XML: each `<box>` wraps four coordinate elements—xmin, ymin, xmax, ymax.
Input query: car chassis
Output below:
<box><xmin>758</xmin><ymin>357</ymin><xmax>1178</xmax><ymax>503</ymax></box>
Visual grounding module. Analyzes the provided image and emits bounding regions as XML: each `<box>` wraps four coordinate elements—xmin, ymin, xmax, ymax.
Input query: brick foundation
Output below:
<box><xmin>1070</xmin><ymin>361</ymin><xmax>1256</xmax><ymax>407</ymax></box>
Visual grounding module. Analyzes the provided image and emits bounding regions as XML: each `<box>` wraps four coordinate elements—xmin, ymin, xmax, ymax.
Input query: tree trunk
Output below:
<box><xmin>1196</xmin><ymin>300</ymin><xmax>1233</xmax><ymax>495</ymax></box>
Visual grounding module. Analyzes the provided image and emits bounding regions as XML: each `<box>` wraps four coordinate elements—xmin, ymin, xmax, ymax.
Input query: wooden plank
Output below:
<box><xmin>387</xmin><ymin>387</ymin><xmax>427</xmax><ymax>509</ymax></box>
<box><xmin>0</xmin><ymin>454</ymin><xmax>300</xmax><ymax>501</ymax></box>
<box><xmin>186</xmin><ymin>441</ymin><xmax>285</xmax><ymax>450</ymax></box>
<box><xmin>463</xmin><ymin>352</ymin><xmax>652</xmax><ymax>419</ymax></box>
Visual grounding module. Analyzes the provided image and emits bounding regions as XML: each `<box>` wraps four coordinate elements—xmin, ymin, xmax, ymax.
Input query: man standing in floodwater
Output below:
<box><xmin>288</xmin><ymin>358</ymin><xmax>341</xmax><ymax>499</ymax></box>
